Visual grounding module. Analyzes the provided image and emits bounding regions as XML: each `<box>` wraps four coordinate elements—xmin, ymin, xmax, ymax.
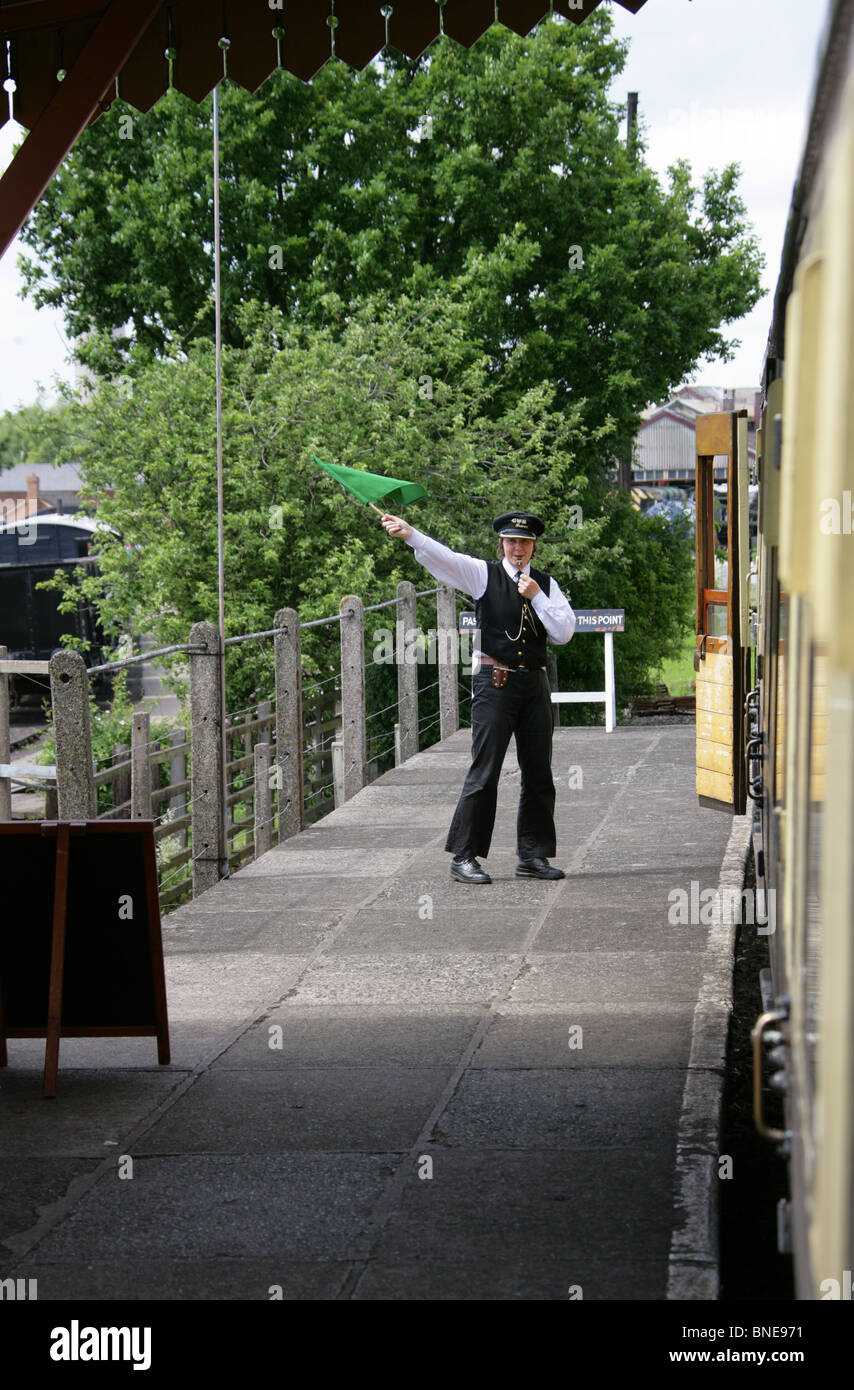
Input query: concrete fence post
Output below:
<box><xmin>257</xmin><ymin>697</ymin><xmax>272</xmax><ymax>738</ymax></box>
<box><xmin>396</xmin><ymin>581</ymin><xmax>418</xmax><ymax>764</ymax></box>
<box><xmin>437</xmin><ymin>583</ymin><xmax>459</xmax><ymax>742</ymax></box>
<box><xmin>113</xmin><ymin>742</ymin><xmax>130</xmax><ymax>817</ymax></box>
<box><xmin>168</xmin><ymin>730</ymin><xmax>186</xmax><ymax>846</ymax></box>
<box><xmin>189</xmin><ymin>620</ymin><xmax>224</xmax><ymax>896</ymax></box>
<box><xmin>331</xmin><ymin>738</ymin><xmax>345</xmax><ymax>807</ymax></box>
<box><xmin>50</xmin><ymin>650</ymin><xmax>96</xmax><ymax>819</ymax></box>
<box><xmin>131</xmin><ymin>710</ymin><xmax>152</xmax><ymax>818</ymax></box>
<box><xmin>339</xmin><ymin>595</ymin><xmax>366</xmax><ymax>801</ymax></box>
<box><xmin>255</xmin><ymin>698</ymin><xmax>272</xmax><ymax>851</ymax></box>
<box><xmin>254</xmin><ymin>740</ymin><xmax>272</xmax><ymax>859</ymax></box>
<box><xmin>274</xmin><ymin>607</ymin><xmax>303</xmax><ymax>842</ymax></box>
<box><xmin>0</xmin><ymin>645</ymin><xmax>10</xmax><ymax>820</ymax></box>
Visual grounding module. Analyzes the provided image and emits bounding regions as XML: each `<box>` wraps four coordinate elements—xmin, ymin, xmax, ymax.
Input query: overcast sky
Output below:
<box><xmin>0</xmin><ymin>0</ymin><xmax>830</xmax><ymax>414</ymax></box>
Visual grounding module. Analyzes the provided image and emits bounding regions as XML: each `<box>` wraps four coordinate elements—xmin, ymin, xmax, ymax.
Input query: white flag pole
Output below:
<box><xmin>213</xmin><ymin>82</ymin><xmax>229</xmax><ymax>877</ymax></box>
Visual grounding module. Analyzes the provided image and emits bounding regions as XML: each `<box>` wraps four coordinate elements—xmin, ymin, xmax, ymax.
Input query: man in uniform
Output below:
<box><xmin>381</xmin><ymin>509</ymin><xmax>576</xmax><ymax>883</ymax></box>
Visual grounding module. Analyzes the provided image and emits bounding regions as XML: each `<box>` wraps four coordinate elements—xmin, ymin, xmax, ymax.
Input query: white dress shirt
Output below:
<box><xmin>405</xmin><ymin>527</ymin><xmax>576</xmax><ymax>646</ymax></box>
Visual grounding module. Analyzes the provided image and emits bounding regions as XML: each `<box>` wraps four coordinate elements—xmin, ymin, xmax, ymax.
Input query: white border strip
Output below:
<box><xmin>667</xmin><ymin>812</ymin><xmax>754</xmax><ymax>1299</ymax></box>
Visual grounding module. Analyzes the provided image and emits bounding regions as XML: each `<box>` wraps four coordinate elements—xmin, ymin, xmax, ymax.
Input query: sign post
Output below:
<box><xmin>550</xmin><ymin>609</ymin><xmax>625</xmax><ymax>732</ymax></box>
<box><xmin>458</xmin><ymin>607</ymin><xmax>625</xmax><ymax>731</ymax></box>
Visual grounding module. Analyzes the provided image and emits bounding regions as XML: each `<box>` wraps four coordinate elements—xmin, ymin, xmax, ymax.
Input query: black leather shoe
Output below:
<box><xmin>450</xmin><ymin>856</ymin><xmax>492</xmax><ymax>884</ymax></box>
<box><xmin>516</xmin><ymin>858</ymin><xmax>565</xmax><ymax>880</ymax></box>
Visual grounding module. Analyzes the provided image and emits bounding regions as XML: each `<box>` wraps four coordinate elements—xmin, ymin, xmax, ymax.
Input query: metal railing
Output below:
<box><xmin>0</xmin><ymin>581</ymin><xmax>460</xmax><ymax>908</ymax></box>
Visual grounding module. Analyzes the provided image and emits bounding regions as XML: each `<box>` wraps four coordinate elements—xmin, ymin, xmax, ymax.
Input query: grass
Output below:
<box><xmin>651</xmin><ymin>625</ymin><xmax>696</xmax><ymax>697</ymax></box>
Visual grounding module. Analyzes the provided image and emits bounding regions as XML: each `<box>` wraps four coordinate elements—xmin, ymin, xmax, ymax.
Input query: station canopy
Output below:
<box><xmin>0</xmin><ymin>0</ymin><xmax>651</xmax><ymax>257</ymax></box>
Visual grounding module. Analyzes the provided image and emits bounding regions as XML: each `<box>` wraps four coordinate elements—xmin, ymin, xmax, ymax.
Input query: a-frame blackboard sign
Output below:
<box><xmin>0</xmin><ymin>820</ymin><xmax>170</xmax><ymax>1096</ymax></box>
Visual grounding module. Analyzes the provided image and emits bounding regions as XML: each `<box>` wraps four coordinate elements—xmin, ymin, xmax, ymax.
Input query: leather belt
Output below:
<box><xmin>478</xmin><ymin>652</ymin><xmax>544</xmax><ymax>672</ymax></box>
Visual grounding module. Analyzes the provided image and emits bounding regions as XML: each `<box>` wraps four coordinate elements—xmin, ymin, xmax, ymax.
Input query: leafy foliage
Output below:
<box><xmin>21</xmin><ymin>12</ymin><xmax>762</xmax><ymax>719</ymax></box>
<box><xmin>42</xmin><ymin>280</ymin><xmax>690</xmax><ymax>712</ymax></box>
<box><xmin>20</xmin><ymin>14</ymin><xmax>764</xmax><ymax>485</ymax></box>
<box><xmin>0</xmin><ymin>398</ymin><xmax>74</xmax><ymax>470</ymax></box>
<box><xmin>37</xmin><ymin>671</ymin><xmax>173</xmax><ymax>814</ymax></box>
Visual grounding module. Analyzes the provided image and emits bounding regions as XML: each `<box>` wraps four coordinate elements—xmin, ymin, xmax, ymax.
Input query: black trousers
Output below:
<box><xmin>445</xmin><ymin>667</ymin><xmax>556</xmax><ymax>861</ymax></box>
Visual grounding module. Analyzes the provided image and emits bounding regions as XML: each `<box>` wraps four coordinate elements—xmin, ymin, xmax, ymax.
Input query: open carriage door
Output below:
<box><xmin>694</xmin><ymin>410</ymin><xmax>750</xmax><ymax>815</ymax></box>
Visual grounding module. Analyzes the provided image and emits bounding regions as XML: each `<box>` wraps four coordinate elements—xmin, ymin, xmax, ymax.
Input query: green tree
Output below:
<box><xmin>0</xmin><ymin>398</ymin><xmax>73</xmax><ymax>470</ymax></box>
<box><xmin>42</xmin><ymin>277</ymin><xmax>689</xmax><ymax>719</ymax></box>
<box><xmin>19</xmin><ymin>13</ymin><xmax>763</xmax><ymax>481</ymax></box>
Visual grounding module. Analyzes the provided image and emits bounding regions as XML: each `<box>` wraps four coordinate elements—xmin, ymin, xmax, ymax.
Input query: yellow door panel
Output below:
<box><xmin>697</xmin><ymin>738</ymin><xmax>734</xmax><ymax>776</ymax></box>
<box><xmin>697</xmin><ymin>767</ymin><xmax>734</xmax><ymax>802</ymax></box>
<box><xmin>701</xmin><ymin>650</ymin><xmax>733</xmax><ymax>686</ymax></box>
<box><xmin>696</xmin><ymin>679</ymin><xmax>734</xmax><ymax>715</ymax></box>
<box><xmin>697</xmin><ymin>709</ymin><xmax>732</xmax><ymax>744</ymax></box>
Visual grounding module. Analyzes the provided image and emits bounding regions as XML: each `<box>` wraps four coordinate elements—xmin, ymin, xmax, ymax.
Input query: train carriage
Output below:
<box><xmin>693</xmin><ymin>0</ymin><xmax>854</xmax><ymax>1300</ymax></box>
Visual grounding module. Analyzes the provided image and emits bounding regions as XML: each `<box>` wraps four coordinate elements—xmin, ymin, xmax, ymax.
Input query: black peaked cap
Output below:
<box><xmin>492</xmin><ymin>511</ymin><xmax>545</xmax><ymax>540</ymax></box>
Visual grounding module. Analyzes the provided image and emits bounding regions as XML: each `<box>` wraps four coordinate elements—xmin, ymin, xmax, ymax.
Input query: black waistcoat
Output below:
<box><xmin>475</xmin><ymin>563</ymin><xmax>553</xmax><ymax>667</ymax></box>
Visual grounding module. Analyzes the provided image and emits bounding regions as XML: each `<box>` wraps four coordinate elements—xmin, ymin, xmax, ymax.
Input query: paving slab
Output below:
<box><xmin>134</xmin><ymin>1067</ymin><xmax>450</xmax><ymax>1154</ymax></box>
<box><xmin>318</xmin><ymin>803</ymin><xmax>452</xmax><ymax>829</ymax></box>
<box><xmin>267</xmin><ymin>824</ymin><xmax>444</xmax><ymax>850</ymax></box>
<box><xmin>235</xmin><ymin>848</ymin><xmax>414</xmax><ymax>878</ymax></box>
<box><xmin>351</xmin><ymin>1256</ymin><xmax>667</xmax><ymax>1301</ymax></box>
<box><xmin>181</xmin><ymin>875</ymin><xmax>385</xmax><ymax>910</ymax></box>
<box><xmin>163</xmin><ymin>952</ymin><xmax>312</xmax><ymax>1018</ymax></box>
<box><xmin>9</xmin><ymin>1258</ymin><xmax>353</xmax><ymax>1301</ymax></box>
<box><xmin>532</xmin><ymin>882</ymin><xmax>719</xmax><ymax>952</ymax></box>
<box><xmin>368</xmin><ymin>1148</ymin><xmax>675</xmax><ymax>1264</ymax></box>
<box><xmin>0</xmin><ymin>1158</ymin><xmax>101</xmax><ymax>1251</ymax></box>
<box><xmin>507</xmin><ymin>952</ymin><xmax>705</xmax><ymax>1005</ymax></box>
<box><xmin>162</xmin><ymin>907</ymin><xmax>342</xmax><ymax>953</ymax></box>
<box><xmin>328</xmin><ymin>905</ymin><xmax>539</xmax><ymax>953</ymax></box>
<box><xmin>217</xmin><ymin>1006</ymin><xmax>483</xmax><ymax>1069</ymax></box>
<box><xmin>471</xmin><ymin>1005</ymin><xmax>695</xmax><ymax>1069</ymax></box>
<box><xmin>0</xmin><ymin>1072</ymin><xmax>186</xmax><ymax>1158</ymax></box>
<box><xmin>290</xmin><ymin>952</ymin><xmax>515</xmax><ymax>1005</ymax></box>
<box><xmin>429</xmin><ymin>1067</ymin><xmax>686</xmax><ymax>1148</ymax></box>
<box><xmin>6</xmin><ymin>1030</ymin><xmax>225</xmax><ymax>1073</ymax></box>
<box><xmin>26</xmin><ymin>1155</ymin><xmax>399</xmax><ymax>1261</ymax></box>
<box><xmin>370</xmin><ymin>876</ymin><xmax>565</xmax><ymax>909</ymax></box>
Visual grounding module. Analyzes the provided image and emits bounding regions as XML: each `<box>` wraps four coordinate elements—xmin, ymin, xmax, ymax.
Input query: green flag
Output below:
<box><xmin>310</xmin><ymin>454</ymin><xmax>427</xmax><ymax>509</ymax></box>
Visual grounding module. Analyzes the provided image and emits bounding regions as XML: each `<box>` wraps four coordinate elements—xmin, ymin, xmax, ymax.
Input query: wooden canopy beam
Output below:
<box><xmin>0</xmin><ymin>0</ymin><xmax>165</xmax><ymax>261</ymax></box>
<box><xmin>0</xmin><ymin>3</ymin><xmax>107</xmax><ymax>38</ymax></box>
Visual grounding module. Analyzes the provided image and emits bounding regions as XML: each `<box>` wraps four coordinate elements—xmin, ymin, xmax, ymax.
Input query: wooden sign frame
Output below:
<box><xmin>0</xmin><ymin>820</ymin><xmax>170</xmax><ymax>1097</ymax></box>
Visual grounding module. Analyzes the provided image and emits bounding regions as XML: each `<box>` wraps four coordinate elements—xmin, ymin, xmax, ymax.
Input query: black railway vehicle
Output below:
<box><xmin>0</xmin><ymin>513</ymin><xmax>114</xmax><ymax>710</ymax></box>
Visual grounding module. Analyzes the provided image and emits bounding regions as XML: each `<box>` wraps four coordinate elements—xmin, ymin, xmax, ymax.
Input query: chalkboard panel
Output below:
<box><xmin>0</xmin><ymin>821</ymin><xmax>170</xmax><ymax>1094</ymax></box>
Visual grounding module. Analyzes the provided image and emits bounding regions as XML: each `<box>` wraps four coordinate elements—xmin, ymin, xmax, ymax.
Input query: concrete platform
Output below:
<box><xmin>0</xmin><ymin>725</ymin><xmax>741</xmax><ymax>1301</ymax></box>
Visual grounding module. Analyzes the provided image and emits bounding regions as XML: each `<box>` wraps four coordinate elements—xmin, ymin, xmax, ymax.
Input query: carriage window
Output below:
<box><xmin>704</xmin><ymin>591</ymin><xmax>729</xmax><ymax>640</ymax></box>
<box><xmin>58</xmin><ymin>527</ymin><xmax>92</xmax><ymax>560</ymax></box>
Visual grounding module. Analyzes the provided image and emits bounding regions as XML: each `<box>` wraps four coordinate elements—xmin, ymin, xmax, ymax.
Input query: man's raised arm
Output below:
<box><xmin>381</xmin><ymin>514</ymin><xmax>487</xmax><ymax>600</ymax></box>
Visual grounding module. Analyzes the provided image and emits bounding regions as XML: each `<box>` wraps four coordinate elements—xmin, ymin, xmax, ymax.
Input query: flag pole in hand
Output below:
<box><xmin>309</xmin><ymin>454</ymin><xmax>427</xmax><ymax>513</ymax></box>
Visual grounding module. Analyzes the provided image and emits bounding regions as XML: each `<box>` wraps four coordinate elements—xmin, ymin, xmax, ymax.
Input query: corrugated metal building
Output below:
<box><xmin>632</xmin><ymin>386</ymin><xmax>758</xmax><ymax>485</ymax></box>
